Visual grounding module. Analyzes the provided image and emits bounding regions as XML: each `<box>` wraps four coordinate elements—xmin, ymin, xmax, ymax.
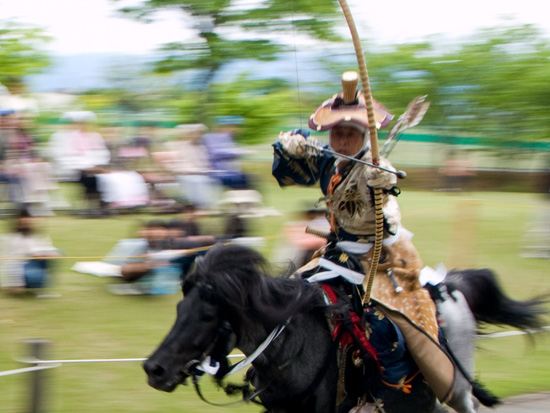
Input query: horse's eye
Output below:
<box><xmin>199</xmin><ymin>286</ymin><xmax>216</xmax><ymax>302</ymax></box>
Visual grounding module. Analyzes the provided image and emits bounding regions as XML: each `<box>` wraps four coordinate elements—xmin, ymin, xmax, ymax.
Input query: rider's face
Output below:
<box><xmin>329</xmin><ymin>125</ymin><xmax>364</xmax><ymax>157</ymax></box>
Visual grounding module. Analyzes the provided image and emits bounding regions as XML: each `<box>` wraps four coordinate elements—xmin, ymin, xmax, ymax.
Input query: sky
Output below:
<box><xmin>1</xmin><ymin>0</ymin><xmax>549</xmax><ymax>55</ymax></box>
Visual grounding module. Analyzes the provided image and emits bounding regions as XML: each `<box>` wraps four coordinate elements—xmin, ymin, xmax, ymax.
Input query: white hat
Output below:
<box><xmin>62</xmin><ymin>111</ymin><xmax>97</xmax><ymax>123</ymax></box>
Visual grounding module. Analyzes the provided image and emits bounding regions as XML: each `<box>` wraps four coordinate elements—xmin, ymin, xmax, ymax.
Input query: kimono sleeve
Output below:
<box><xmin>272</xmin><ymin>142</ymin><xmax>322</xmax><ymax>187</ymax></box>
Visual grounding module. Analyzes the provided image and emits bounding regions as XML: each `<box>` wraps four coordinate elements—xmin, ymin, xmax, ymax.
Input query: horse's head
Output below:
<box><xmin>143</xmin><ymin>276</ymin><xmax>230</xmax><ymax>391</ymax></box>
<box><xmin>143</xmin><ymin>243</ymin><xmax>271</xmax><ymax>392</ymax></box>
<box><xmin>144</xmin><ymin>243</ymin><xmax>323</xmax><ymax>395</ymax></box>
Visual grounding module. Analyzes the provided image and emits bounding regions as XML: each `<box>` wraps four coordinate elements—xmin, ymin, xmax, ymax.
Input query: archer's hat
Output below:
<box><xmin>308</xmin><ymin>71</ymin><xmax>393</xmax><ymax>132</ymax></box>
<box><xmin>61</xmin><ymin>111</ymin><xmax>97</xmax><ymax>123</ymax></box>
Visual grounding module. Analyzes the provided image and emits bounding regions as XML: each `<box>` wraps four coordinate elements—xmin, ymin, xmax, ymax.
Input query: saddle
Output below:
<box><xmin>298</xmin><ymin>249</ymin><xmax>425</xmax><ymax>406</ymax></box>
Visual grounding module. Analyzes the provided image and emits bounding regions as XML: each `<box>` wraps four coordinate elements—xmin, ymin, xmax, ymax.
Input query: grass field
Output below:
<box><xmin>1</xmin><ymin>178</ymin><xmax>549</xmax><ymax>412</ymax></box>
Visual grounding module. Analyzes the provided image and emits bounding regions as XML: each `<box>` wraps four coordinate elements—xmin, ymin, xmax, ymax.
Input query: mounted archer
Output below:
<box><xmin>272</xmin><ymin>71</ymin><xmax>455</xmax><ymax>409</ymax></box>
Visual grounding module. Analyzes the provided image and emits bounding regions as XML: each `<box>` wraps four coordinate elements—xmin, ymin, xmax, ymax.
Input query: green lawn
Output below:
<box><xmin>1</xmin><ymin>178</ymin><xmax>549</xmax><ymax>412</ymax></box>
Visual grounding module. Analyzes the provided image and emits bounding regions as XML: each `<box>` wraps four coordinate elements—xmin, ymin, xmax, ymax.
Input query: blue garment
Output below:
<box><xmin>202</xmin><ymin>132</ymin><xmax>250</xmax><ymax>189</ymax></box>
<box><xmin>364</xmin><ymin>304</ymin><xmax>417</xmax><ymax>386</ymax></box>
<box><xmin>24</xmin><ymin>259</ymin><xmax>49</xmax><ymax>289</ymax></box>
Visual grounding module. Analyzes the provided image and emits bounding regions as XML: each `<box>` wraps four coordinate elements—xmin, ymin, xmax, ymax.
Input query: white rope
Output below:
<box><xmin>16</xmin><ymin>354</ymin><xmax>244</xmax><ymax>365</ymax></box>
<box><xmin>0</xmin><ymin>363</ymin><xmax>61</xmax><ymax>377</ymax></box>
<box><xmin>3</xmin><ymin>326</ymin><xmax>548</xmax><ymax>377</ymax></box>
<box><xmin>477</xmin><ymin>326</ymin><xmax>550</xmax><ymax>340</ymax></box>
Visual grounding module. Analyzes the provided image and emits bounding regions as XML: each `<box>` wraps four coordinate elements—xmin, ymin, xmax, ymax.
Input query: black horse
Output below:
<box><xmin>144</xmin><ymin>243</ymin><xmax>436</xmax><ymax>412</ymax></box>
<box><xmin>144</xmin><ymin>244</ymin><xmax>548</xmax><ymax>412</ymax></box>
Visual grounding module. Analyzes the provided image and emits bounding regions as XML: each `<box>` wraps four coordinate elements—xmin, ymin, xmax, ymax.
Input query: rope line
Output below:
<box><xmin>3</xmin><ymin>327</ymin><xmax>548</xmax><ymax>377</ymax></box>
<box><xmin>476</xmin><ymin>326</ymin><xmax>550</xmax><ymax>339</ymax></box>
<box><xmin>15</xmin><ymin>354</ymin><xmax>245</xmax><ymax>365</ymax></box>
<box><xmin>0</xmin><ymin>236</ymin><xmax>282</xmax><ymax>262</ymax></box>
<box><xmin>0</xmin><ymin>363</ymin><xmax>61</xmax><ymax>377</ymax></box>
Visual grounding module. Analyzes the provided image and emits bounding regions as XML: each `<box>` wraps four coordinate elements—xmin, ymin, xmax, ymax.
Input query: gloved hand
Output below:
<box><xmin>366</xmin><ymin>160</ymin><xmax>397</xmax><ymax>189</ymax></box>
<box><xmin>278</xmin><ymin>131</ymin><xmax>322</xmax><ymax>158</ymax></box>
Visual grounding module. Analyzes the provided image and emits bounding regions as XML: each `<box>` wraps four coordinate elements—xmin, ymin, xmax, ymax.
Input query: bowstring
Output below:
<box><xmin>290</xmin><ymin>0</ymin><xmax>303</xmax><ymax>129</ymax></box>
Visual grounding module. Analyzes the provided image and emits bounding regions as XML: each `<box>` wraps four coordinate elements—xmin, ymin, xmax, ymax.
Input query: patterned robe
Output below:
<box><xmin>273</xmin><ymin>142</ymin><xmax>455</xmax><ymax>402</ymax></box>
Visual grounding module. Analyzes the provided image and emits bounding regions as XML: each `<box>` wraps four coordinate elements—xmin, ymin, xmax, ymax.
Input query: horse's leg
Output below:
<box><xmin>436</xmin><ymin>290</ymin><xmax>478</xmax><ymax>413</ymax></box>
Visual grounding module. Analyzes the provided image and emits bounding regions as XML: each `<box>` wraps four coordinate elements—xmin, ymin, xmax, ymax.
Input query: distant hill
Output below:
<box><xmin>25</xmin><ymin>51</ymin><xmax>343</xmax><ymax>92</ymax></box>
<box><xmin>26</xmin><ymin>53</ymin><xmax>150</xmax><ymax>92</ymax></box>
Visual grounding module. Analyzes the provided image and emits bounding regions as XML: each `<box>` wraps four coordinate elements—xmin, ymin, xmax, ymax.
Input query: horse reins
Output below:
<box><xmin>185</xmin><ymin>321</ymin><xmax>288</xmax><ymax>407</ymax></box>
<box><xmin>187</xmin><ymin>302</ymin><xmax>337</xmax><ymax>408</ymax></box>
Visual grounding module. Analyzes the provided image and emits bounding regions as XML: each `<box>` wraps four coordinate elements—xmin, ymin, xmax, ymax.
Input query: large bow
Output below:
<box><xmin>337</xmin><ymin>0</ymin><xmax>384</xmax><ymax>304</ymax></box>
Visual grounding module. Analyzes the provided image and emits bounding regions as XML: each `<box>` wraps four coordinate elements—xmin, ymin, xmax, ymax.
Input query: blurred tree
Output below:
<box><xmin>209</xmin><ymin>74</ymin><xmax>312</xmax><ymax>144</ymax></box>
<box><xmin>113</xmin><ymin>0</ymin><xmax>342</xmax><ymax>122</ymax></box>
<box><xmin>0</xmin><ymin>20</ymin><xmax>51</xmax><ymax>93</ymax></box>
<box><xmin>437</xmin><ymin>24</ymin><xmax>550</xmax><ymax>142</ymax></box>
<box><xmin>329</xmin><ymin>23</ymin><xmax>550</xmax><ymax>144</ymax></box>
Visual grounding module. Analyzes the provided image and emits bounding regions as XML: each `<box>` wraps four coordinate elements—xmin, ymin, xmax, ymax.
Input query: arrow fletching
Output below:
<box><xmin>381</xmin><ymin>95</ymin><xmax>430</xmax><ymax>156</ymax></box>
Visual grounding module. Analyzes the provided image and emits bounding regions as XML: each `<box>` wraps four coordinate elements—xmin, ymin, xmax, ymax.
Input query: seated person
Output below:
<box><xmin>1</xmin><ymin>208</ymin><xmax>60</xmax><ymax>294</ymax></box>
<box><xmin>119</xmin><ymin>220</ymin><xmax>170</xmax><ymax>284</ymax></box>
<box><xmin>113</xmin><ymin>219</ymin><xmax>216</xmax><ymax>294</ymax></box>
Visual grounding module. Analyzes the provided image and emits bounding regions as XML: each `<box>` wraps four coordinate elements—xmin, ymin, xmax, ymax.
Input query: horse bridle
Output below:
<box><xmin>182</xmin><ymin>278</ymin><xmax>337</xmax><ymax>408</ymax></box>
<box><xmin>181</xmin><ymin>318</ymin><xmax>288</xmax><ymax>407</ymax></box>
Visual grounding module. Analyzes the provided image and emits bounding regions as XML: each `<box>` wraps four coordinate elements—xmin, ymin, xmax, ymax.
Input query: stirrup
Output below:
<box><xmin>348</xmin><ymin>403</ymin><xmax>378</xmax><ymax>413</ymax></box>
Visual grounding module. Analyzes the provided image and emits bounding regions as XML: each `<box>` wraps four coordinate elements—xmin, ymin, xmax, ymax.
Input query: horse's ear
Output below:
<box><xmin>182</xmin><ymin>279</ymin><xmax>195</xmax><ymax>296</ymax></box>
<box><xmin>195</xmin><ymin>255</ymin><xmax>206</xmax><ymax>270</ymax></box>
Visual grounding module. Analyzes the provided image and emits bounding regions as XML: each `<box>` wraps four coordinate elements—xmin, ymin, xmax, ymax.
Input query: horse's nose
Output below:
<box><xmin>143</xmin><ymin>359</ymin><xmax>167</xmax><ymax>380</ymax></box>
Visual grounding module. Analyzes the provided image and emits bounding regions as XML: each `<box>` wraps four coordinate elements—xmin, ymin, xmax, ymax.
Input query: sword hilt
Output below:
<box><xmin>305</xmin><ymin>226</ymin><xmax>332</xmax><ymax>240</ymax></box>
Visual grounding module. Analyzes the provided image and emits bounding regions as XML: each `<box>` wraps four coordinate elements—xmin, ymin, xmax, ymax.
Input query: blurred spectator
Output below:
<box><xmin>119</xmin><ymin>219</ymin><xmax>169</xmax><ymax>280</ymax></box>
<box><xmin>165</xmin><ymin>218</ymin><xmax>217</xmax><ymax>277</ymax></box>
<box><xmin>179</xmin><ymin>203</ymin><xmax>201</xmax><ymax>237</ymax></box>
<box><xmin>0</xmin><ymin>110</ymin><xmax>60</xmax><ymax>216</ymax></box>
<box><xmin>224</xmin><ymin>212</ymin><xmax>248</xmax><ymax>239</ymax></box>
<box><xmin>16</xmin><ymin>157</ymin><xmax>60</xmax><ymax>216</ymax></box>
<box><xmin>96</xmin><ymin>166</ymin><xmax>149</xmax><ymax>212</ymax></box>
<box><xmin>272</xmin><ymin>206</ymin><xmax>330</xmax><ymax>268</ymax></box>
<box><xmin>117</xmin><ymin>124</ymin><xmax>154</xmax><ymax>171</ymax></box>
<box><xmin>0</xmin><ymin>109</ymin><xmax>34</xmax><ymax>209</ymax></box>
<box><xmin>0</xmin><ymin>208</ymin><xmax>60</xmax><ymax>294</ymax></box>
<box><xmin>439</xmin><ymin>149</ymin><xmax>475</xmax><ymax>192</ymax></box>
<box><xmin>201</xmin><ymin>116</ymin><xmax>251</xmax><ymax>190</ymax></box>
<box><xmin>48</xmin><ymin>111</ymin><xmax>111</xmax><ymax>216</ymax></box>
<box><xmin>164</xmin><ymin>123</ymin><xmax>221</xmax><ymax>209</ymax></box>
<box><xmin>110</xmin><ymin>219</ymin><xmax>216</xmax><ymax>295</ymax></box>
<box><xmin>0</xmin><ymin>110</ymin><xmax>34</xmax><ymax>160</ymax></box>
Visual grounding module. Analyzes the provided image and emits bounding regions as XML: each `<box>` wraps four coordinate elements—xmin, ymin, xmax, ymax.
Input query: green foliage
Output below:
<box><xmin>0</xmin><ymin>20</ymin><xmax>52</xmax><ymax>93</ymax></box>
<box><xmin>208</xmin><ymin>74</ymin><xmax>307</xmax><ymax>144</ymax></box>
<box><xmin>336</xmin><ymin>24</ymin><xmax>550</xmax><ymax>143</ymax></box>
<box><xmin>113</xmin><ymin>0</ymin><xmax>342</xmax><ymax>121</ymax></box>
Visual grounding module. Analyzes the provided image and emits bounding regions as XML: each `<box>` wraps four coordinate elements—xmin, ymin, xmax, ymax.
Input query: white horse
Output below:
<box><xmin>427</xmin><ymin>268</ymin><xmax>548</xmax><ymax>413</ymax></box>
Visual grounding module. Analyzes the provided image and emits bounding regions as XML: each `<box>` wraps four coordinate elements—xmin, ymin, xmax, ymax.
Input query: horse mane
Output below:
<box><xmin>185</xmin><ymin>243</ymin><xmax>322</xmax><ymax>327</ymax></box>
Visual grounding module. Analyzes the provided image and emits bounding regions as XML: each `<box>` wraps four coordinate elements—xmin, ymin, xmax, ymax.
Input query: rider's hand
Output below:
<box><xmin>278</xmin><ymin>131</ymin><xmax>322</xmax><ymax>158</ymax></box>
<box><xmin>366</xmin><ymin>159</ymin><xmax>397</xmax><ymax>189</ymax></box>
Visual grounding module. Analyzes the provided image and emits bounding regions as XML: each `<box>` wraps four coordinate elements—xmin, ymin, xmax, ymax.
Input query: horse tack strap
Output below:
<box><xmin>321</xmin><ymin>284</ymin><xmax>379</xmax><ymax>366</ymax></box>
<box><xmin>191</xmin><ymin>375</ymin><xmax>266</xmax><ymax>408</ymax></box>
<box><xmin>190</xmin><ymin>322</ymin><xmax>289</xmax><ymax>408</ymax></box>
<box><xmin>381</xmin><ymin>369</ymin><xmax>421</xmax><ymax>394</ymax></box>
<box><xmin>224</xmin><ymin>323</ymin><xmax>287</xmax><ymax>376</ymax></box>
